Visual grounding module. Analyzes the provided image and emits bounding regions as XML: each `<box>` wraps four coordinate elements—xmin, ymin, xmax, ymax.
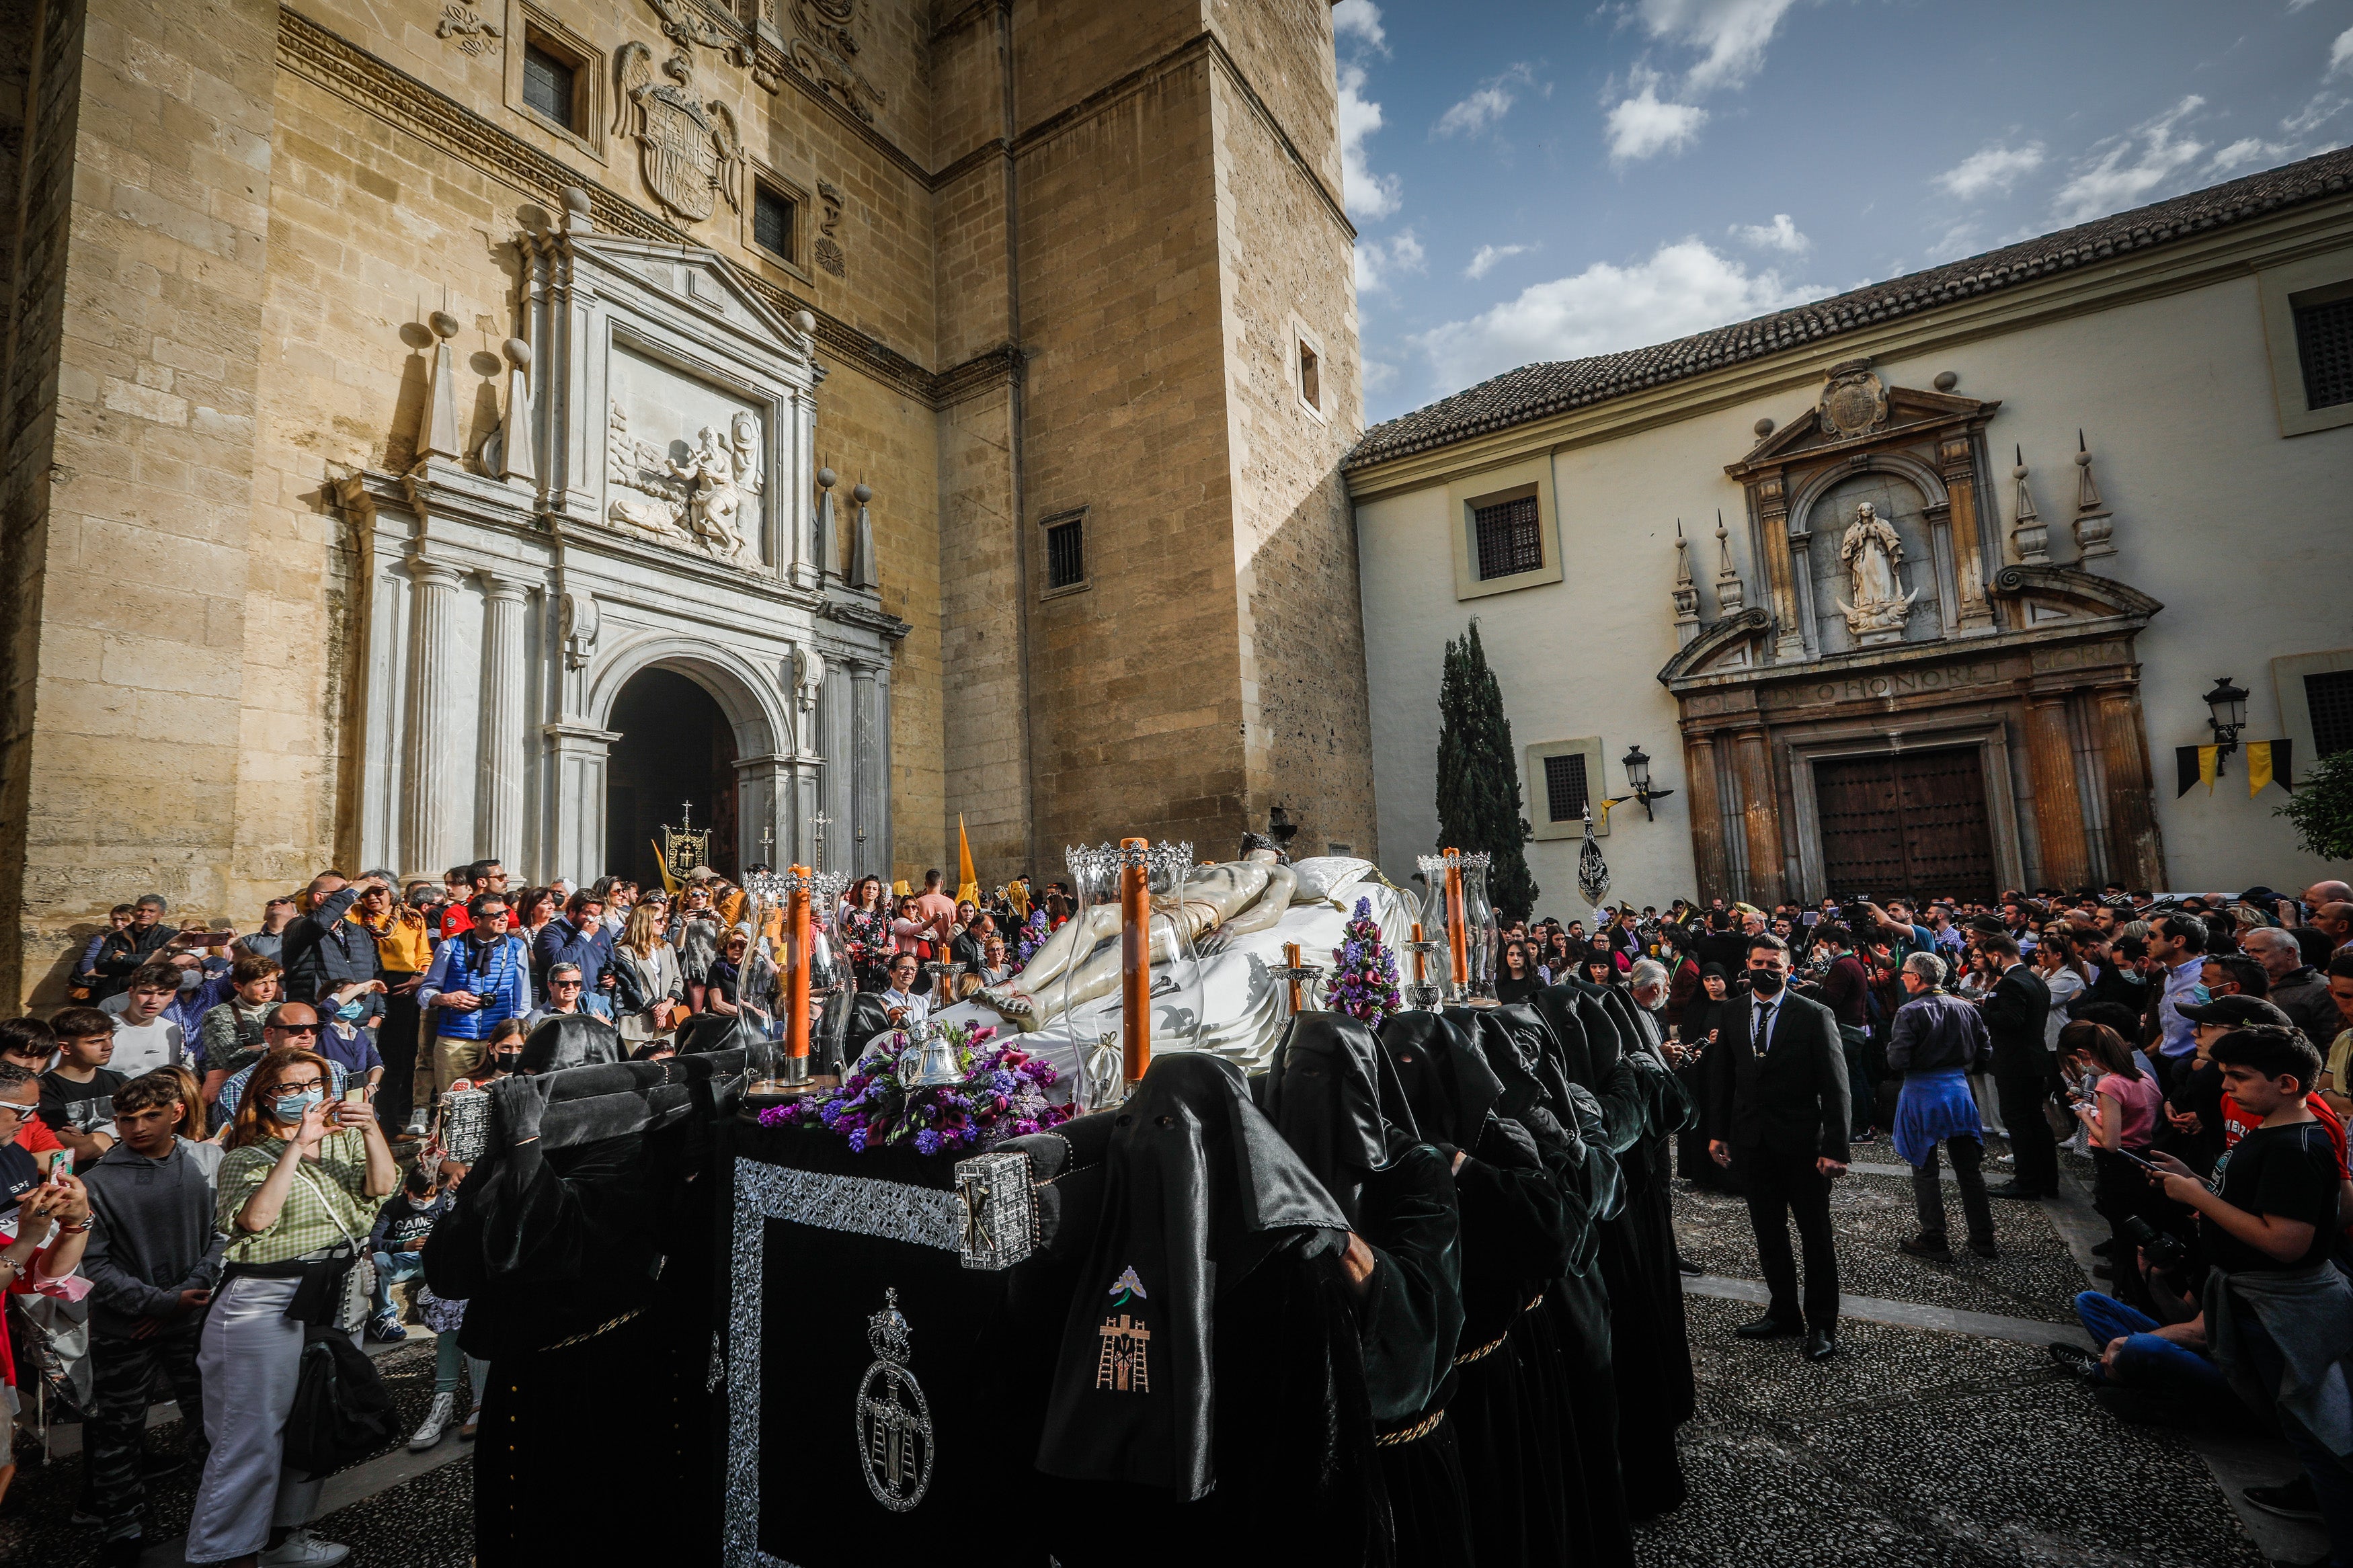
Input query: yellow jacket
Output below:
<box><xmin>351</xmin><ymin>905</ymin><xmax>435</xmax><ymax>974</ymax></box>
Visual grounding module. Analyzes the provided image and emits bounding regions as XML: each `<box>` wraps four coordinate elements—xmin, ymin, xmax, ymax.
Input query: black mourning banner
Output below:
<box><xmin>726</xmin><ymin>1122</ymin><xmax>1083</xmax><ymax>1568</ymax></box>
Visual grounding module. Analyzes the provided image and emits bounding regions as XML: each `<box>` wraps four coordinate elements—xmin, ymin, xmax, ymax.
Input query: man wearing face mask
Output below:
<box><xmin>1705</xmin><ymin>932</ymin><xmax>1851</xmax><ymax>1362</ymax></box>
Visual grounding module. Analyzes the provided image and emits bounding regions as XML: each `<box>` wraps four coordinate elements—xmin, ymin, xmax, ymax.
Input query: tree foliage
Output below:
<box><xmin>2277</xmin><ymin>748</ymin><xmax>2353</xmax><ymax>864</ymax></box>
<box><xmin>1434</xmin><ymin>622</ymin><xmax>1539</xmax><ymax>917</ymax></box>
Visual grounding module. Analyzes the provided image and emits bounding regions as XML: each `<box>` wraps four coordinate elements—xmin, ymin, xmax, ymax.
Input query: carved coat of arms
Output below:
<box><xmin>614</xmin><ymin>44</ymin><xmax>745</xmax><ymax>224</ymax></box>
<box><xmin>1817</xmin><ymin>358</ymin><xmax>1890</xmax><ymax>440</ymax></box>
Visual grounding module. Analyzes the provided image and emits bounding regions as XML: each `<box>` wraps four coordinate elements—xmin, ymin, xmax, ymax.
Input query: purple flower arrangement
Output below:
<box><xmin>1328</xmin><ymin>896</ymin><xmax>1403</xmax><ymax>1028</ymax></box>
<box><xmin>1014</xmin><ymin>908</ymin><xmax>1050</xmax><ymax>970</ymax></box>
<box><xmin>757</xmin><ymin>1018</ymin><xmax>1075</xmax><ymax>1154</ymax></box>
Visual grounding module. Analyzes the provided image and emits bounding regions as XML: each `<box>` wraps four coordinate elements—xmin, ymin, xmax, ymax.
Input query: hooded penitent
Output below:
<box><xmin>517</xmin><ymin>1011</ymin><xmax>624</xmax><ymax>1075</ymax></box>
<box><xmin>1035</xmin><ymin>1052</ymin><xmax>1350</xmax><ymax>1501</ymax></box>
<box><xmin>1258</xmin><ymin>1011</ymin><xmax>1422</xmax><ymax>1226</ymax></box>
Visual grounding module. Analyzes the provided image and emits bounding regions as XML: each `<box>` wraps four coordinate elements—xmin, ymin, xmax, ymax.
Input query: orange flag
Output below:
<box><xmin>955</xmin><ymin>814</ymin><xmax>980</xmax><ymax>907</ymax></box>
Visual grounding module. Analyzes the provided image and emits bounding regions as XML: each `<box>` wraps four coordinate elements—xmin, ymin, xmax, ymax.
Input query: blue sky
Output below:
<box><xmin>1340</xmin><ymin>0</ymin><xmax>2353</xmax><ymax>424</ymax></box>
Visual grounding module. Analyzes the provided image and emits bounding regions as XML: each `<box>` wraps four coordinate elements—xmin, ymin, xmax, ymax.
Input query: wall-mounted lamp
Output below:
<box><xmin>1622</xmin><ymin>744</ymin><xmax>1675</xmax><ymax>821</ymax></box>
<box><xmin>2202</xmin><ymin>677</ymin><xmax>2248</xmax><ymax>774</ymax></box>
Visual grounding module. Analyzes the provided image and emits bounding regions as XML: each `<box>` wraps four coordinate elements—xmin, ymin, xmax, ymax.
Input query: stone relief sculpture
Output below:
<box><xmin>786</xmin><ymin>0</ymin><xmax>887</xmax><ymax>123</ymax></box>
<box><xmin>669</xmin><ymin>425</ymin><xmax>756</xmax><ymax>565</ymax></box>
<box><xmin>1834</xmin><ymin>501</ymin><xmax>1917</xmax><ymax>643</ymax></box>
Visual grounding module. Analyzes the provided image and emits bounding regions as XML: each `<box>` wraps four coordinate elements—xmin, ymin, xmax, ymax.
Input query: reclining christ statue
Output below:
<box><xmin>978</xmin><ymin>843</ymin><xmax>1306</xmax><ymax>1030</ymax></box>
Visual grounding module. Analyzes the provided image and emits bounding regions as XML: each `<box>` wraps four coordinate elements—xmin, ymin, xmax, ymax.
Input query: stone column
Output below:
<box><xmin>402</xmin><ymin>559</ymin><xmax>469</xmax><ymax>877</ymax></box>
<box><xmin>1753</xmin><ymin>479</ymin><xmax>1806</xmax><ymax>660</ymax></box>
<box><xmin>2094</xmin><ymin>686</ymin><xmax>2165</xmax><ymax>893</ymax></box>
<box><xmin>477</xmin><ymin>573</ymin><xmax>532</xmax><ymax>864</ymax></box>
<box><xmin>850</xmin><ymin>661</ymin><xmax>881</xmax><ymax>879</ymax></box>
<box><xmin>1732</xmin><ymin>728</ymin><xmax>1788</xmax><ymax>908</ymax></box>
<box><xmin>819</xmin><ymin>663</ymin><xmax>854</xmax><ymax>876</ymax></box>
<box><xmin>1683</xmin><ymin>732</ymin><xmax>1730</xmax><ymax>905</ymax></box>
<box><xmin>543</xmin><ymin>722</ymin><xmax>622</xmax><ymax>887</ymax></box>
<box><xmin>1942</xmin><ymin>434</ymin><xmax>1995</xmax><ymax>630</ymax></box>
<box><xmin>733</xmin><ymin>754</ymin><xmax>794</xmax><ymax>872</ymax></box>
<box><xmin>2023</xmin><ymin>694</ymin><xmax>2091</xmax><ymax>892</ymax></box>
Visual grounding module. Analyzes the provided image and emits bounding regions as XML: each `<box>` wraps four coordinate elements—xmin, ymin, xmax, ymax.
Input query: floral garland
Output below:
<box><xmin>758</xmin><ymin>1019</ymin><xmax>1074</xmax><ymax>1155</ymax></box>
<box><xmin>1327</xmin><ymin>895</ymin><xmax>1403</xmax><ymax>1028</ymax></box>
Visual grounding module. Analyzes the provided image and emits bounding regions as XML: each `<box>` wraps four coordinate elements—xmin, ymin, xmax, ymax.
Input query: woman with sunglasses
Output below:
<box><xmin>186</xmin><ymin>1043</ymin><xmax>395</xmax><ymax>1567</ymax></box>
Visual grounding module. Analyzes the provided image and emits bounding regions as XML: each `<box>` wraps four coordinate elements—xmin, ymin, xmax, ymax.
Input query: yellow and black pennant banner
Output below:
<box><xmin>2174</xmin><ymin>740</ymin><xmax>2293</xmax><ymax>798</ymax></box>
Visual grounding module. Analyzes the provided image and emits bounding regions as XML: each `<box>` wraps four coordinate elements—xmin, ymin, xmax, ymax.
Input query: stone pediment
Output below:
<box><xmin>1987</xmin><ymin>563</ymin><xmax>2162</xmax><ymax>630</ymax></box>
<box><xmin>560</xmin><ymin>230</ymin><xmax>817</xmax><ymax>368</ymax></box>
<box><xmin>1657</xmin><ymin>607</ymin><xmax>1775</xmax><ymax>683</ymax></box>
<box><xmin>1728</xmin><ymin>378</ymin><xmax>1997</xmax><ymax>477</ymax></box>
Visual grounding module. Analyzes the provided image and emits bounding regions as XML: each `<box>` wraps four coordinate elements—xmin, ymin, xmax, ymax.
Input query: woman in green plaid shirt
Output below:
<box><xmin>186</xmin><ymin>1044</ymin><xmax>397</xmax><ymax>1567</ymax></box>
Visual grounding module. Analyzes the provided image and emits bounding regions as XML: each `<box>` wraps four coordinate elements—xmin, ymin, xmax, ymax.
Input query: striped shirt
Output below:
<box><xmin>215</xmin><ymin>1128</ymin><xmax>378</xmax><ymax>1266</ymax></box>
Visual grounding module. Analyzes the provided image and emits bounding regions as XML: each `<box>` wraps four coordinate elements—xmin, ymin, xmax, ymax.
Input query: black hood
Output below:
<box><xmin>1379</xmin><ymin>1009</ymin><xmax>1501</xmax><ymax>1151</ymax></box>
<box><xmin>1536</xmin><ymin>980</ymin><xmax>1622</xmax><ymax>1081</ymax></box>
<box><xmin>517</xmin><ymin>1011</ymin><xmax>623</xmax><ymax>1075</ymax></box>
<box><xmin>1466</xmin><ymin>1003</ymin><xmax>1575</xmax><ymax>1125</ymax></box>
<box><xmin>1035</xmin><ymin>1051</ymin><xmax>1349</xmax><ymax>1499</ymax></box>
<box><xmin>1259</xmin><ymin>1012</ymin><xmax>1421</xmax><ymax>1224</ymax></box>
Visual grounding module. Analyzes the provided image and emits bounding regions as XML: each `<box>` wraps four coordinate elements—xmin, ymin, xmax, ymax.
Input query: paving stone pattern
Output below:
<box><xmin>1673</xmin><ymin>1165</ymin><xmax>2089</xmax><ymax>1326</ymax></box>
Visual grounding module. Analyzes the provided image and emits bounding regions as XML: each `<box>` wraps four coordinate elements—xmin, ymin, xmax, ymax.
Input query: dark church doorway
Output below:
<box><xmin>606</xmin><ymin>667</ymin><xmax>739</xmax><ymax>891</ymax></box>
<box><xmin>1814</xmin><ymin>746</ymin><xmax>1996</xmax><ymax>904</ymax></box>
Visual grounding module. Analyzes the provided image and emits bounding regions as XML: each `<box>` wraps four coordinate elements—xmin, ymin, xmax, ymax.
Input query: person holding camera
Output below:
<box><xmin>2147</xmin><ymin>1026</ymin><xmax>2353</xmax><ymax>1561</ymax></box>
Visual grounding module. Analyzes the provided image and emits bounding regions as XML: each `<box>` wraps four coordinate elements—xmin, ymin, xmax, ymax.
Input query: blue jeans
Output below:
<box><xmin>2072</xmin><ymin>1291</ymin><xmax>2235</xmax><ymax>1408</ymax></box>
<box><xmin>372</xmin><ymin>1249</ymin><xmax>427</xmax><ymax>1319</ymax></box>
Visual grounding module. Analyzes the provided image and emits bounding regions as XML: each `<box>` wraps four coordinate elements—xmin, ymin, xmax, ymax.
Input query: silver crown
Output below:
<box><xmin>867</xmin><ymin>1287</ymin><xmax>912</xmax><ymax>1364</ymax></box>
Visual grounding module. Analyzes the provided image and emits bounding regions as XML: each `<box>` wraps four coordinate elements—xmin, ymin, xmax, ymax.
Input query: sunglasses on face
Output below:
<box><xmin>272</xmin><ymin>1022</ymin><xmax>321</xmax><ymax>1036</ymax></box>
<box><xmin>553</xmin><ymin>980</ymin><xmax>584</xmax><ymax>989</ymax></box>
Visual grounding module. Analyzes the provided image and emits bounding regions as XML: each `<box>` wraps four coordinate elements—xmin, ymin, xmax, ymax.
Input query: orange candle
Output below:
<box><xmin>786</xmin><ymin>866</ymin><xmax>811</xmax><ymax>1061</ymax></box>
<box><xmin>1410</xmin><ymin>921</ymin><xmax>1427</xmax><ymax>985</ymax></box>
<box><xmin>1444</xmin><ymin>850</ymin><xmax>1469</xmax><ymax>986</ymax></box>
<box><xmin>1283</xmin><ymin>942</ymin><xmax>1306</xmax><ymax>1014</ymax></box>
<box><xmin>1120</xmin><ymin>837</ymin><xmax>1151</xmax><ymax>1084</ymax></box>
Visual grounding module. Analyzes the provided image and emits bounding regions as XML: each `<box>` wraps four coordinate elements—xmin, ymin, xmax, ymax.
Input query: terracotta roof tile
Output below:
<box><xmin>1345</xmin><ymin>145</ymin><xmax>2353</xmax><ymax>472</ymax></box>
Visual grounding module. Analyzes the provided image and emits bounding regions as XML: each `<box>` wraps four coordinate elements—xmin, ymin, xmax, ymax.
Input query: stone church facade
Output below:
<box><xmin>0</xmin><ymin>0</ymin><xmax>1376</xmax><ymax>1005</ymax></box>
<box><xmin>1350</xmin><ymin>149</ymin><xmax>2353</xmax><ymax>908</ymax></box>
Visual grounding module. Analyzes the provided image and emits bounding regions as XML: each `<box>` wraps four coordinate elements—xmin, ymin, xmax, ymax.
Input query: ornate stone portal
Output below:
<box><xmin>1657</xmin><ymin>360</ymin><xmax>2162</xmax><ymax>905</ymax></box>
<box><xmin>343</xmin><ymin>194</ymin><xmax>906</xmax><ymax>885</ymax></box>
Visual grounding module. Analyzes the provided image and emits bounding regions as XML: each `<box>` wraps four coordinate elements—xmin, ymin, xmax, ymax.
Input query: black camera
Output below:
<box><xmin>2120</xmin><ymin>1214</ymin><xmax>2191</xmax><ymax>1275</ymax></box>
<box><xmin>1841</xmin><ymin>897</ymin><xmax>1876</xmax><ymax>936</ymax></box>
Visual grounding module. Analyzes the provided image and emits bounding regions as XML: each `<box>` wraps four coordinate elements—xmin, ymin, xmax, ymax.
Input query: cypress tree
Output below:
<box><xmin>1433</xmin><ymin>622</ymin><xmax>1539</xmax><ymax>917</ymax></box>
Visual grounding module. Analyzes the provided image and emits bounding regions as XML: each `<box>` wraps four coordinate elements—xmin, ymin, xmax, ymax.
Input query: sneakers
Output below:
<box><xmin>366</xmin><ymin>1309</ymin><xmax>407</xmax><ymax>1343</ymax></box>
<box><xmin>409</xmin><ymin>1391</ymin><xmax>456</xmax><ymax>1451</ymax></box>
<box><xmin>258</xmin><ymin>1530</ymin><xmax>352</xmax><ymax>1566</ymax></box>
<box><xmin>2046</xmin><ymin>1342</ymin><xmax>2103</xmax><ymax>1385</ymax></box>
<box><xmin>2241</xmin><ymin>1475</ymin><xmax>2322</xmax><ymax>1520</ymax></box>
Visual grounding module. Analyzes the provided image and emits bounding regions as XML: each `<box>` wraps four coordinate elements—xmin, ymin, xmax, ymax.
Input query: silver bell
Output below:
<box><xmin>900</xmin><ymin>1026</ymin><xmax>963</xmax><ymax>1088</ymax></box>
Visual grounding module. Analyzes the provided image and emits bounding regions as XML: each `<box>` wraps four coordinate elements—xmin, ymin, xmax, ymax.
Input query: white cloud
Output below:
<box><xmin>1435</xmin><ymin>63</ymin><xmax>1538</xmax><ymax>139</ymax></box>
<box><xmin>1338</xmin><ymin>62</ymin><xmax>1401</xmax><ymax>220</ymax></box>
<box><xmin>2283</xmin><ymin>93</ymin><xmax>2346</xmax><ymax>136</ymax></box>
<box><xmin>1728</xmin><ymin>213</ymin><xmax>1809</xmax><ymax>254</ymax></box>
<box><xmin>1332</xmin><ymin>0</ymin><xmax>1386</xmax><ymax>51</ymax></box>
<box><xmin>1933</xmin><ymin>142</ymin><xmax>2046</xmax><ymax>201</ymax></box>
<box><xmin>1412</xmin><ymin>237</ymin><xmax>1833</xmax><ymax>392</ymax></box>
<box><xmin>1629</xmin><ymin>0</ymin><xmax>1808</xmax><ymax>95</ymax></box>
<box><xmin>1355</xmin><ymin>227</ymin><xmax>1427</xmax><ymax>294</ymax></box>
<box><xmin>2050</xmin><ymin>96</ymin><xmax>2209</xmax><ymax>224</ymax></box>
<box><xmin>1465</xmin><ymin>242</ymin><xmax>1536</xmax><ymax>280</ymax></box>
<box><xmin>2208</xmin><ymin>136</ymin><xmax>2292</xmax><ymax>175</ymax></box>
<box><xmin>2288</xmin><ymin>0</ymin><xmax>2318</xmax><ymax>11</ymax></box>
<box><xmin>1925</xmin><ymin>222</ymin><xmax>1982</xmax><ymax>263</ymax></box>
<box><xmin>1606</xmin><ymin>69</ymin><xmax>1708</xmax><ymax>162</ymax></box>
<box><xmin>1362</xmin><ymin>356</ymin><xmax>1400</xmax><ymax>394</ymax></box>
<box><xmin>2332</xmin><ymin>27</ymin><xmax>2353</xmax><ymax>79</ymax></box>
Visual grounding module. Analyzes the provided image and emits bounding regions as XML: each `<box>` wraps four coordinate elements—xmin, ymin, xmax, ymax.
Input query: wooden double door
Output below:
<box><xmin>1813</xmin><ymin>745</ymin><xmax>1997</xmax><ymax>904</ymax></box>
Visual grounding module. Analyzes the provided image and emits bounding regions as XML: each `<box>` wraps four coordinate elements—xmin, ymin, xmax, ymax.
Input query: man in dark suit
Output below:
<box><xmin>1979</xmin><ymin>930</ymin><xmax>2057</xmax><ymax>1199</ymax></box>
<box><xmin>1706</xmin><ymin>932</ymin><xmax>1851</xmax><ymax>1362</ymax></box>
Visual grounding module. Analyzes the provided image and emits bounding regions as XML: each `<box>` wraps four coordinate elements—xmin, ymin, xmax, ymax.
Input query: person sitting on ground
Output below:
<box><xmin>366</xmin><ymin>1159</ymin><xmax>453</xmax><ymax>1344</ymax></box>
<box><xmin>75</xmin><ymin>1069</ymin><xmax>223</xmax><ymax>1565</ymax></box>
<box><xmin>38</xmin><ymin>1005</ymin><xmax>126</xmax><ymax>1171</ymax></box>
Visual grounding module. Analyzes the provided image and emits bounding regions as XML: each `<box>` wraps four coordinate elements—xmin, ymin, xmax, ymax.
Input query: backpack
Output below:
<box><xmin>282</xmin><ymin>1322</ymin><xmax>400</xmax><ymax>1478</ymax></box>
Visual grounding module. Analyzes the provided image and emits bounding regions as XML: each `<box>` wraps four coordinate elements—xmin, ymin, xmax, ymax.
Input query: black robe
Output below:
<box><xmin>1262</xmin><ymin>1014</ymin><xmax>1472</xmax><ymax>1568</ymax></box>
<box><xmin>426</xmin><ymin>1054</ymin><xmax>739</xmax><ymax>1565</ymax></box>
<box><xmin>1036</xmin><ymin>1052</ymin><xmax>1387</xmax><ymax>1568</ymax></box>
<box><xmin>1470</xmin><ymin>1006</ymin><xmax>1637</xmax><ymax>1568</ymax></box>
<box><xmin>1383</xmin><ymin>1010</ymin><xmax>1577</xmax><ymax>1568</ymax></box>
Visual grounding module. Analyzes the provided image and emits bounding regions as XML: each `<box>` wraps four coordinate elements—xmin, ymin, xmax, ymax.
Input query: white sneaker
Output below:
<box><xmin>409</xmin><ymin>1390</ymin><xmax>455</xmax><ymax>1451</ymax></box>
<box><xmin>259</xmin><ymin>1530</ymin><xmax>352</xmax><ymax>1566</ymax></box>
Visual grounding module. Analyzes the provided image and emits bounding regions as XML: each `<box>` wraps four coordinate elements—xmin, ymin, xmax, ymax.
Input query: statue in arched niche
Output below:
<box><xmin>1835</xmin><ymin>500</ymin><xmax>1917</xmax><ymax>641</ymax></box>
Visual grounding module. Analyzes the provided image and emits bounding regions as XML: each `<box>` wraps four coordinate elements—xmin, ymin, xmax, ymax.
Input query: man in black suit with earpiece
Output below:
<box><xmin>1706</xmin><ymin>932</ymin><xmax>1852</xmax><ymax>1362</ymax></box>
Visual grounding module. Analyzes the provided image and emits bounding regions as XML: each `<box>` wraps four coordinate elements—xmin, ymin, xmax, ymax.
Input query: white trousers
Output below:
<box><xmin>185</xmin><ymin>1275</ymin><xmax>350</xmax><ymax>1562</ymax></box>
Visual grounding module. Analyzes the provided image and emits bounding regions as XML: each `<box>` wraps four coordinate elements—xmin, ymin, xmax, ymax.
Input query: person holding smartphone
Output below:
<box><xmin>0</xmin><ymin>1061</ymin><xmax>95</xmax><ymax>1512</ymax></box>
<box><xmin>186</xmin><ymin>1043</ymin><xmax>395</xmax><ymax>1567</ymax></box>
<box><xmin>2057</xmin><ymin>1021</ymin><xmax>2167</xmax><ymax>1309</ymax></box>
